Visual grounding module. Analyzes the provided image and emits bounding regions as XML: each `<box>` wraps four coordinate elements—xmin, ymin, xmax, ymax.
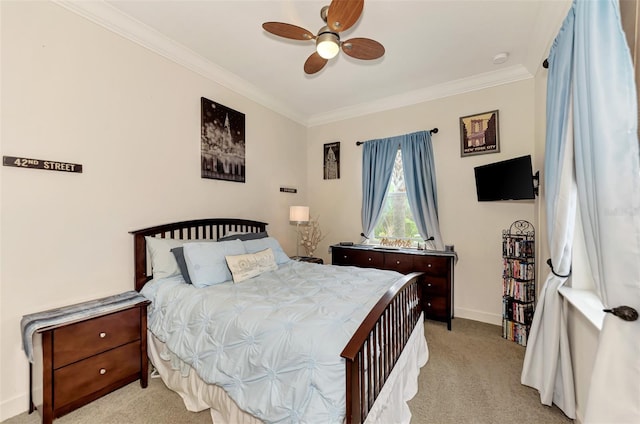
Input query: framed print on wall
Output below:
<box><xmin>201</xmin><ymin>97</ymin><xmax>246</xmax><ymax>182</ymax></box>
<box><xmin>459</xmin><ymin>110</ymin><xmax>500</xmax><ymax>157</ymax></box>
<box><xmin>323</xmin><ymin>142</ymin><xmax>340</xmax><ymax>179</ymax></box>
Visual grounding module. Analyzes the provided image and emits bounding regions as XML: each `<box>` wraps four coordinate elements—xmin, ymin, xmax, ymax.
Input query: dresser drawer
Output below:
<box><xmin>415</xmin><ymin>255</ymin><xmax>448</xmax><ymax>276</ymax></box>
<box><xmin>422</xmin><ymin>296</ymin><xmax>447</xmax><ymax>318</ymax></box>
<box><xmin>53</xmin><ymin>308</ymin><xmax>141</xmax><ymax>369</ymax></box>
<box><xmin>421</xmin><ymin>276</ymin><xmax>448</xmax><ymax>295</ymax></box>
<box><xmin>54</xmin><ymin>341</ymin><xmax>141</xmax><ymax>409</ymax></box>
<box><xmin>333</xmin><ymin>248</ymin><xmax>384</xmax><ymax>268</ymax></box>
<box><xmin>383</xmin><ymin>253</ymin><xmax>414</xmax><ymax>274</ymax></box>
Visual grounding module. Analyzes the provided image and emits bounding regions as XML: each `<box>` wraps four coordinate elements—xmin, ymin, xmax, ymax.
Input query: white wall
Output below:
<box><xmin>307</xmin><ymin>80</ymin><xmax>537</xmax><ymax>325</ymax></box>
<box><xmin>0</xmin><ymin>1</ymin><xmax>307</xmax><ymax>419</ymax></box>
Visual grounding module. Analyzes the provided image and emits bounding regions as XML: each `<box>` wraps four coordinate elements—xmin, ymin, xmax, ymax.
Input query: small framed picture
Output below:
<box><xmin>323</xmin><ymin>142</ymin><xmax>340</xmax><ymax>180</ymax></box>
<box><xmin>459</xmin><ymin>110</ymin><xmax>500</xmax><ymax>157</ymax></box>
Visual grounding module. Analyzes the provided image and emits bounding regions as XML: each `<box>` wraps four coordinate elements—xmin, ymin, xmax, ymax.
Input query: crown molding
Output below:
<box><xmin>306</xmin><ymin>65</ymin><xmax>533</xmax><ymax>127</ymax></box>
<box><xmin>54</xmin><ymin>0</ymin><xmax>541</xmax><ymax>129</ymax></box>
<box><xmin>522</xmin><ymin>0</ymin><xmax>572</xmax><ymax>75</ymax></box>
<box><xmin>52</xmin><ymin>0</ymin><xmax>307</xmax><ymax>125</ymax></box>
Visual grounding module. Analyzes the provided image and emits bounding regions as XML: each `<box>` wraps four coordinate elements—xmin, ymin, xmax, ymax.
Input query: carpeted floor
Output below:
<box><xmin>3</xmin><ymin>318</ymin><xmax>572</xmax><ymax>424</ymax></box>
<box><xmin>408</xmin><ymin>319</ymin><xmax>572</xmax><ymax>424</ymax></box>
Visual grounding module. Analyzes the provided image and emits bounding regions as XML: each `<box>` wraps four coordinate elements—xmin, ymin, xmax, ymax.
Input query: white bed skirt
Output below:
<box><xmin>147</xmin><ymin>314</ymin><xmax>428</xmax><ymax>424</ymax></box>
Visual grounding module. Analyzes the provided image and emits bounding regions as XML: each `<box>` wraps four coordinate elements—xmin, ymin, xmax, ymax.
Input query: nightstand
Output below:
<box><xmin>291</xmin><ymin>256</ymin><xmax>324</xmax><ymax>264</ymax></box>
<box><xmin>27</xmin><ymin>296</ymin><xmax>150</xmax><ymax>424</ymax></box>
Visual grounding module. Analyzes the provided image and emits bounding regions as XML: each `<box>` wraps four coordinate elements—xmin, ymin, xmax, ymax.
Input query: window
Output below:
<box><xmin>372</xmin><ymin>150</ymin><xmax>420</xmax><ymax>243</ymax></box>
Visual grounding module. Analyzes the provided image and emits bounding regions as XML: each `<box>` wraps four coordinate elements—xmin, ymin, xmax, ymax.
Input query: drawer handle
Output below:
<box><xmin>396</xmin><ymin>260</ymin><xmax>401</xmax><ymax>264</ymax></box>
<box><xmin>368</xmin><ymin>257</ymin><xmax>372</xmax><ymax>261</ymax></box>
<box><xmin>99</xmin><ymin>368</ymin><xmax>107</xmax><ymax>375</ymax></box>
<box><xmin>427</xmin><ymin>283</ymin><xmax>432</xmax><ymax>287</ymax></box>
<box><xmin>427</xmin><ymin>302</ymin><xmax>432</xmax><ymax>307</ymax></box>
<box><xmin>427</xmin><ymin>264</ymin><xmax>432</xmax><ymax>267</ymax></box>
<box><xmin>343</xmin><ymin>255</ymin><xmax>347</xmax><ymax>259</ymax></box>
<box><xmin>99</xmin><ymin>332</ymin><xmax>107</xmax><ymax>338</ymax></box>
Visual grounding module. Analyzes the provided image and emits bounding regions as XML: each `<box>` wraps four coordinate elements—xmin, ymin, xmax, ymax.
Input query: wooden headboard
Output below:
<box><xmin>129</xmin><ymin>218</ymin><xmax>268</xmax><ymax>292</ymax></box>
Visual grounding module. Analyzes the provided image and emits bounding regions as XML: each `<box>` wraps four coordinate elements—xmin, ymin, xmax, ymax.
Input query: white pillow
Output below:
<box><xmin>242</xmin><ymin>237</ymin><xmax>290</xmax><ymax>265</ymax></box>
<box><xmin>183</xmin><ymin>239</ymin><xmax>246</xmax><ymax>288</ymax></box>
<box><xmin>226</xmin><ymin>248</ymin><xmax>278</xmax><ymax>283</ymax></box>
<box><xmin>145</xmin><ymin>236</ymin><xmax>186</xmax><ymax>279</ymax></box>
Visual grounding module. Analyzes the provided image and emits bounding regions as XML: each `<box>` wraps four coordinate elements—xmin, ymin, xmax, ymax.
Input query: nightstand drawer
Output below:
<box><xmin>54</xmin><ymin>341</ymin><xmax>141</xmax><ymax>409</ymax></box>
<box><xmin>53</xmin><ymin>308</ymin><xmax>141</xmax><ymax>369</ymax></box>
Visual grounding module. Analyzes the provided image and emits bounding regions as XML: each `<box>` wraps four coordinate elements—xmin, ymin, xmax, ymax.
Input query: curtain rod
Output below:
<box><xmin>355</xmin><ymin>128</ymin><xmax>438</xmax><ymax>146</ymax></box>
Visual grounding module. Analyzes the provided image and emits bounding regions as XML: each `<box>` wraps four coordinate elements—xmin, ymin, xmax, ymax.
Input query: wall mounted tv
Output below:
<box><xmin>474</xmin><ymin>155</ymin><xmax>537</xmax><ymax>201</ymax></box>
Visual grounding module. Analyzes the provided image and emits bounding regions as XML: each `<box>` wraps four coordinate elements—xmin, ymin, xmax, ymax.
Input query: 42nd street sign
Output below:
<box><xmin>3</xmin><ymin>156</ymin><xmax>82</xmax><ymax>173</ymax></box>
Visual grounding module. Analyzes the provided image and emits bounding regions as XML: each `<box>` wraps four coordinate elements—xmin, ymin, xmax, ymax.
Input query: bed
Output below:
<box><xmin>130</xmin><ymin>218</ymin><xmax>427</xmax><ymax>423</ymax></box>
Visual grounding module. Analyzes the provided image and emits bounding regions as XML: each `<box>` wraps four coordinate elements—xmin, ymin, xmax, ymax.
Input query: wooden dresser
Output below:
<box><xmin>331</xmin><ymin>244</ymin><xmax>456</xmax><ymax>330</ymax></box>
<box><xmin>30</xmin><ymin>300</ymin><xmax>150</xmax><ymax>424</ymax></box>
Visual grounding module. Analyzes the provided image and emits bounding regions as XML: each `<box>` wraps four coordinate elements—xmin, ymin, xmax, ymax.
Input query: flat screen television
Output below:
<box><xmin>474</xmin><ymin>155</ymin><xmax>536</xmax><ymax>201</ymax></box>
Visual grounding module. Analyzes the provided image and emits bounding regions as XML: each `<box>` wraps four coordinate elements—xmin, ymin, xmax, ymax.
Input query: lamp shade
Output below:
<box><xmin>289</xmin><ymin>206</ymin><xmax>309</xmax><ymax>223</ymax></box>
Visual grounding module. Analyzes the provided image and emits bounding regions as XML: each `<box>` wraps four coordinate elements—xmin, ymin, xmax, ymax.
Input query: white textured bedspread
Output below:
<box><xmin>142</xmin><ymin>261</ymin><xmax>403</xmax><ymax>424</ymax></box>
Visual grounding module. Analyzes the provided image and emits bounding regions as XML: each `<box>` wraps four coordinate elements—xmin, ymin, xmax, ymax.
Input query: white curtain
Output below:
<box><xmin>520</xmin><ymin>3</ymin><xmax>577</xmax><ymax>416</ymax></box>
<box><xmin>571</xmin><ymin>1</ymin><xmax>640</xmax><ymax>423</ymax></box>
<box><xmin>523</xmin><ymin>1</ymin><xmax>640</xmax><ymax>422</ymax></box>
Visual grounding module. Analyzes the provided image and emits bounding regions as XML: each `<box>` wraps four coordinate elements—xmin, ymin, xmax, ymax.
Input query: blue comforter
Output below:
<box><xmin>142</xmin><ymin>260</ymin><xmax>402</xmax><ymax>423</ymax></box>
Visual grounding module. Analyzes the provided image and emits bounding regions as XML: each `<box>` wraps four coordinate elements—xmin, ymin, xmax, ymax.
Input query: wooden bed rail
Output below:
<box><xmin>341</xmin><ymin>272</ymin><xmax>423</xmax><ymax>424</ymax></box>
<box><xmin>129</xmin><ymin>218</ymin><xmax>267</xmax><ymax>292</ymax></box>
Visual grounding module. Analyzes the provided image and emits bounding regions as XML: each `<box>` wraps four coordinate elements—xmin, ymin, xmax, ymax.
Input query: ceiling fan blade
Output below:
<box><xmin>262</xmin><ymin>22</ymin><xmax>315</xmax><ymax>41</ymax></box>
<box><xmin>342</xmin><ymin>37</ymin><xmax>385</xmax><ymax>60</ymax></box>
<box><xmin>327</xmin><ymin>0</ymin><xmax>364</xmax><ymax>33</ymax></box>
<box><xmin>304</xmin><ymin>52</ymin><xmax>328</xmax><ymax>74</ymax></box>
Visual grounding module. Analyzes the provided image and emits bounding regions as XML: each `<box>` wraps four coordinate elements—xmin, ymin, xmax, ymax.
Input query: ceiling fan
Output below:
<box><xmin>262</xmin><ymin>0</ymin><xmax>385</xmax><ymax>75</ymax></box>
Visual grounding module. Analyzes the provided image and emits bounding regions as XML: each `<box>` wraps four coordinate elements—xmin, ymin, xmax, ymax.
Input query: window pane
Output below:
<box><xmin>373</xmin><ymin>151</ymin><xmax>420</xmax><ymax>242</ymax></box>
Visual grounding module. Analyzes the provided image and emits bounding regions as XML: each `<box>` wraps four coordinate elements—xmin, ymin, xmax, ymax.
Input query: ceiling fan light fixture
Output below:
<box><xmin>316</xmin><ymin>32</ymin><xmax>340</xmax><ymax>59</ymax></box>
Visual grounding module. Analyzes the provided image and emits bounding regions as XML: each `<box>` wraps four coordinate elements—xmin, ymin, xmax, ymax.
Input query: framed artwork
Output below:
<box><xmin>323</xmin><ymin>142</ymin><xmax>340</xmax><ymax>180</ymax></box>
<box><xmin>459</xmin><ymin>110</ymin><xmax>500</xmax><ymax>157</ymax></box>
<box><xmin>200</xmin><ymin>97</ymin><xmax>246</xmax><ymax>182</ymax></box>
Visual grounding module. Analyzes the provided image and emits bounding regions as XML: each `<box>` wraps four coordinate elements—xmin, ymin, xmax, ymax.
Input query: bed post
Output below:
<box><xmin>133</xmin><ymin>233</ymin><xmax>148</xmax><ymax>292</ymax></box>
<box><xmin>345</xmin><ymin>356</ymin><xmax>361</xmax><ymax>424</ymax></box>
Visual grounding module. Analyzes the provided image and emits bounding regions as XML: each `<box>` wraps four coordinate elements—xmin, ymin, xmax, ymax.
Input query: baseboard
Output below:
<box><xmin>454</xmin><ymin>307</ymin><xmax>502</xmax><ymax>326</ymax></box>
<box><xmin>0</xmin><ymin>392</ymin><xmax>29</xmax><ymax>422</ymax></box>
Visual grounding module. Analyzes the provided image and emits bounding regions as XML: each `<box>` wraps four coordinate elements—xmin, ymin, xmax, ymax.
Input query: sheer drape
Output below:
<box><xmin>523</xmin><ymin>1</ymin><xmax>640</xmax><ymax>421</ymax></box>
<box><xmin>361</xmin><ymin>131</ymin><xmax>443</xmax><ymax>247</ymax></box>
<box><xmin>520</xmin><ymin>3</ymin><xmax>577</xmax><ymax>418</ymax></box>
<box><xmin>571</xmin><ymin>1</ymin><xmax>640</xmax><ymax>422</ymax></box>
<box><xmin>361</xmin><ymin>139</ymin><xmax>398</xmax><ymax>239</ymax></box>
<box><xmin>400</xmin><ymin>131</ymin><xmax>444</xmax><ymax>249</ymax></box>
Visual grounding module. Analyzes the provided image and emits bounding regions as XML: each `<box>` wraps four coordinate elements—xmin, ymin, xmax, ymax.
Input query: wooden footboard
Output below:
<box><xmin>341</xmin><ymin>272</ymin><xmax>423</xmax><ymax>424</ymax></box>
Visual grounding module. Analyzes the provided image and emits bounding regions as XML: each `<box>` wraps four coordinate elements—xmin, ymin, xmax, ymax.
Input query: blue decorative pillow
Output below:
<box><xmin>183</xmin><ymin>240</ymin><xmax>247</xmax><ymax>288</ymax></box>
<box><xmin>218</xmin><ymin>231</ymin><xmax>269</xmax><ymax>242</ymax></box>
<box><xmin>242</xmin><ymin>237</ymin><xmax>290</xmax><ymax>265</ymax></box>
